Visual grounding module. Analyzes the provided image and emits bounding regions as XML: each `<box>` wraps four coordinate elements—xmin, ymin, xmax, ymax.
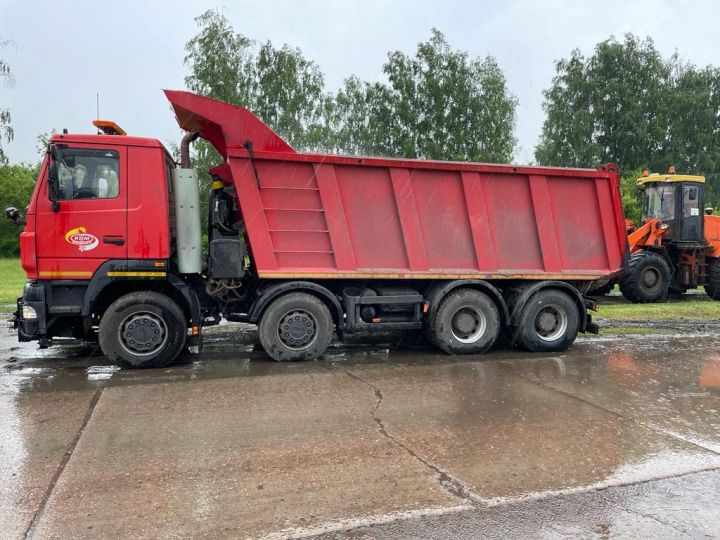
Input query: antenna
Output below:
<box><xmin>96</xmin><ymin>93</ymin><xmax>100</xmax><ymax>120</ymax></box>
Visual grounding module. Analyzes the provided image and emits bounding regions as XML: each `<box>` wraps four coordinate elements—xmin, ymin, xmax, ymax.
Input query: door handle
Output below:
<box><xmin>103</xmin><ymin>236</ymin><xmax>125</xmax><ymax>246</ymax></box>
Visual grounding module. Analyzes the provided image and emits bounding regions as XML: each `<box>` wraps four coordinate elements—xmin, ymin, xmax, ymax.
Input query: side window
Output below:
<box><xmin>55</xmin><ymin>148</ymin><xmax>120</xmax><ymax>200</ymax></box>
<box><xmin>683</xmin><ymin>186</ymin><xmax>700</xmax><ymax>218</ymax></box>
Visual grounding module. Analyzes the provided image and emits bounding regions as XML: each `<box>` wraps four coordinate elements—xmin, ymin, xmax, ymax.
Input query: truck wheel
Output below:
<box><xmin>99</xmin><ymin>291</ymin><xmax>187</xmax><ymax>368</ymax></box>
<box><xmin>619</xmin><ymin>251</ymin><xmax>670</xmax><ymax>303</ymax></box>
<box><xmin>517</xmin><ymin>289</ymin><xmax>580</xmax><ymax>352</ymax></box>
<box><xmin>426</xmin><ymin>289</ymin><xmax>500</xmax><ymax>354</ymax></box>
<box><xmin>258</xmin><ymin>292</ymin><xmax>333</xmax><ymax>361</ymax></box>
<box><xmin>705</xmin><ymin>258</ymin><xmax>720</xmax><ymax>300</ymax></box>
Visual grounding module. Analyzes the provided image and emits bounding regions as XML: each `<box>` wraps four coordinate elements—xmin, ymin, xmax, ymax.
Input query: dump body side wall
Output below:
<box><xmin>226</xmin><ymin>150</ymin><xmax>626</xmax><ymax>280</ymax></box>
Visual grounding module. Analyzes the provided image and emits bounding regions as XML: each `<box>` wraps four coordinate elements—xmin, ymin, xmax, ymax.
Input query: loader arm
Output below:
<box><xmin>627</xmin><ymin>218</ymin><xmax>668</xmax><ymax>253</ymax></box>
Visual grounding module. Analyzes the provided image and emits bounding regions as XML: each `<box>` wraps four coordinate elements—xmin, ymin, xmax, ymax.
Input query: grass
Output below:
<box><xmin>596</xmin><ymin>287</ymin><xmax>720</xmax><ymax>321</ymax></box>
<box><xmin>0</xmin><ymin>258</ymin><xmax>25</xmax><ymax>308</ymax></box>
<box><xmin>598</xmin><ymin>326</ymin><xmax>678</xmax><ymax>336</ymax></box>
<box><xmin>599</xmin><ymin>326</ymin><xmax>656</xmax><ymax>335</ymax></box>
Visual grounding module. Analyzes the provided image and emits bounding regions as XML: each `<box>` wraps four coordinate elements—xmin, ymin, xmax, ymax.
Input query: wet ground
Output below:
<box><xmin>1</xmin><ymin>323</ymin><xmax>720</xmax><ymax>539</ymax></box>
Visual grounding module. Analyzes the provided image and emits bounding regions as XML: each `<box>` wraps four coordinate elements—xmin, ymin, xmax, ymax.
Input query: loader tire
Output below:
<box><xmin>619</xmin><ymin>251</ymin><xmax>670</xmax><ymax>303</ymax></box>
<box><xmin>258</xmin><ymin>292</ymin><xmax>333</xmax><ymax>362</ymax></box>
<box><xmin>426</xmin><ymin>288</ymin><xmax>500</xmax><ymax>355</ymax></box>
<box><xmin>99</xmin><ymin>291</ymin><xmax>187</xmax><ymax>368</ymax></box>
<box><xmin>705</xmin><ymin>258</ymin><xmax>720</xmax><ymax>300</ymax></box>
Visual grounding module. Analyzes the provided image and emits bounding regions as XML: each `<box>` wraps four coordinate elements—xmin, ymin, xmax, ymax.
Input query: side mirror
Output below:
<box><xmin>706</xmin><ymin>207</ymin><xmax>714</xmax><ymax>215</ymax></box>
<box><xmin>5</xmin><ymin>207</ymin><xmax>25</xmax><ymax>226</ymax></box>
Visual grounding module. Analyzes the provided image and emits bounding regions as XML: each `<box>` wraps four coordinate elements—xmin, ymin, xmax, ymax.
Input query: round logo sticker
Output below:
<box><xmin>65</xmin><ymin>227</ymin><xmax>99</xmax><ymax>252</ymax></box>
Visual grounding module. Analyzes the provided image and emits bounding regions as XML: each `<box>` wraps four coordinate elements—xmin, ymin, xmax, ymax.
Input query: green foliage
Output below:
<box><xmin>620</xmin><ymin>169</ymin><xmax>642</xmax><ymax>225</ymax></box>
<box><xmin>536</xmin><ymin>35</ymin><xmax>668</xmax><ymax>169</ymax></box>
<box><xmin>184</xmin><ymin>13</ymin><xmax>517</xmax><ymax>167</ymax></box>
<box><xmin>184</xmin><ymin>9</ymin><xmax>331</xmax><ymax>155</ymax></box>
<box><xmin>36</xmin><ymin>130</ymin><xmax>56</xmax><ymax>157</ymax></box>
<box><xmin>324</xmin><ymin>76</ymin><xmax>393</xmax><ymax>156</ymax></box>
<box><xmin>0</xmin><ymin>38</ymin><xmax>14</xmax><ymax>165</ymax></box>
<box><xmin>0</xmin><ymin>163</ymin><xmax>37</xmax><ymax>256</ymax></box>
<box><xmin>328</xmin><ymin>29</ymin><xmax>517</xmax><ymax>162</ymax></box>
<box><xmin>184</xmin><ymin>9</ymin><xmax>253</xmax><ymax>223</ymax></box>
<box><xmin>184</xmin><ymin>9</ymin><xmax>336</xmax><ymax>226</ymax></box>
<box><xmin>253</xmin><ymin>42</ymin><xmax>331</xmax><ymax>151</ymax></box>
<box><xmin>536</xmin><ymin>33</ymin><xmax>720</xmax><ymax>182</ymax></box>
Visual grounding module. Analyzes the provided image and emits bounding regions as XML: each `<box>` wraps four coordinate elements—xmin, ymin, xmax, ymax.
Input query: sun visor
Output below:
<box><xmin>163</xmin><ymin>90</ymin><xmax>295</xmax><ymax>159</ymax></box>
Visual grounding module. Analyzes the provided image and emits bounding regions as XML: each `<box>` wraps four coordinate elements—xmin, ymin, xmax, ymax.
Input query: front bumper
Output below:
<box><xmin>14</xmin><ymin>281</ymin><xmax>47</xmax><ymax>342</ymax></box>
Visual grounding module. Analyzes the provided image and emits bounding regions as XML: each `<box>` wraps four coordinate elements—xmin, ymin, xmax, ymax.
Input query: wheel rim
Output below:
<box><xmin>641</xmin><ymin>267</ymin><xmax>661</xmax><ymax>291</ymax></box>
<box><xmin>118</xmin><ymin>311</ymin><xmax>168</xmax><ymax>357</ymax></box>
<box><xmin>534</xmin><ymin>304</ymin><xmax>568</xmax><ymax>342</ymax></box>
<box><xmin>278</xmin><ymin>310</ymin><xmax>317</xmax><ymax>350</ymax></box>
<box><xmin>450</xmin><ymin>305</ymin><xmax>487</xmax><ymax>344</ymax></box>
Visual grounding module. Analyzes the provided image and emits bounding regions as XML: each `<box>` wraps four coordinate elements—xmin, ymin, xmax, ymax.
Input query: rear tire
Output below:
<box><xmin>619</xmin><ymin>251</ymin><xmax>671</xmax><ymax>303</ymax></box>
<box><xmin>99</xmin><ymin>291</ymin><xmax>187</xmax><ymax>368</ymax></box>
<box><xmin>258</xmin><ymin>292</ymin><xmax>333</xmax><ymax>361</ymax></box>
<box><xmin>517</xmin><ymin>289</ymin><xmax>580</xmax><ymax>353</ymax></box>
<box><xmin>705</xmin><ymin>258</ymin><xmax>720</xmax><ymax>300</ymax></box>
<box><xmin>426</xmin><ymin>288</ymin><xmax>500</xmax><ymax>354</ymax></box>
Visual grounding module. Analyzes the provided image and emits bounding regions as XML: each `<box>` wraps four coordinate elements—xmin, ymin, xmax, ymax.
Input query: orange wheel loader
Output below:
<box><xmin>613</xmin><ymin>168</ymin><xmax>720</xmax><ymax>302</ymax></box>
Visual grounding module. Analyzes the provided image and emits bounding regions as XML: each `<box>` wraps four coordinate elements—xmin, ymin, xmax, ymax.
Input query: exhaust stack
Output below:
<box><xmin>173</xmin><ymin>130</ymin><xmax>202</xmax><ymax>274</ymax></box>
<box><xmin>180</xmin><ymin>131</ymin><xmax>199</xmax><ymax>168</ymax></box>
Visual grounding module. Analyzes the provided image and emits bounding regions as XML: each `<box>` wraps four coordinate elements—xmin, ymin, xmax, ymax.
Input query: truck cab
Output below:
<box><xmin>13</xmin><ymin>127</ymin><xmax>197</xmax><ymax>357</ymax></box>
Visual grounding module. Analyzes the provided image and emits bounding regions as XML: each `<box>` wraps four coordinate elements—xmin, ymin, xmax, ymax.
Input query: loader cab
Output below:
<box><xmin>638</xmin><ymin>171</ymin><xmax>705</xmax><ymax>244</ymax></box>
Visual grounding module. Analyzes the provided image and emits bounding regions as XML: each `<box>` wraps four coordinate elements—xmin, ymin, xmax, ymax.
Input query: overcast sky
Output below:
<box><xmin>1</xmin><ymin>0</ymin><xmax>718</xmax><ymax>165</ymax></box>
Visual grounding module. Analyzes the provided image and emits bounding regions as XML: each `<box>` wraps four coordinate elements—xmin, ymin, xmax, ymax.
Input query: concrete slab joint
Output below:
<box><xmin>345</xmin><ymin>370</ymin><xmax>485</xmax><ymax>507</ymax></box>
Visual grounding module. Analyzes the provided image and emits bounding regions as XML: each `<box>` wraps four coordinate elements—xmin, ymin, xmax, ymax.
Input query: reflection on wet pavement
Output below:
<box><xmin>1</xmin><ymin>326</ymin><xmax>719</xmax><ymax>538</ymax></box>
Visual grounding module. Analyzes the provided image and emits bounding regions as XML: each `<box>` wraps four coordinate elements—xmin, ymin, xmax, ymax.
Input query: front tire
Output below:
<box><xmin>517</xmin><ymin>289</ymin><xmax>580</xmax><ymax>353</ymax></box>
<box><xmin>99</xmin><ymin>291</ymin><xmax>187</xmax><ymax>368</ymax></box>
<box><xmin>619</xmin><ymin>251</ymin><xmax>671</xmax><ymax>303</ymax></box>
<box><xmin>426</xmin><ymin>288</ymin><xmax>500</xmax><ymax>354</ymax></box>
<box><xmin>258</xmin><ymin>292</ymin><xmax>334</xmax><ymax>361</ymax></box>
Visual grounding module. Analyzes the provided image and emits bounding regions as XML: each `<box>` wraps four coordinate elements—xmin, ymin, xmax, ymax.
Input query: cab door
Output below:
<box><xmin>35</xmin><ymin>144</ymin><xmax>127</xmax><ymax>279</ymax></box>
<box><xmin>679</xmin><ymin>183</ymin><xmax>704</xmax><ymax>242</ymax></box>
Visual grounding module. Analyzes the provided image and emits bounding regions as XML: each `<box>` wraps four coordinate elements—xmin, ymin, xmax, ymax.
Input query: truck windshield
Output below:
<box><xmin>644</xmin><ymin>184</ymin><xmax>675</xmax><ymax>221</ymax></box>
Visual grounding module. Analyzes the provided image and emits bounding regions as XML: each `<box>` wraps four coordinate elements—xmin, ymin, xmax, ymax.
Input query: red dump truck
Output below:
<box><xmin>8</xmin><ymin>91</ymin><xmax>627</xmax><ymax>367</ymax></box>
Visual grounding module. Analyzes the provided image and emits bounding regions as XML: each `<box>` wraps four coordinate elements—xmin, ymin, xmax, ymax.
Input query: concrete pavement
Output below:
<box><xmin>1</xmin><ymin>328</ymin><xmax>719</xmax><ymax>538</ymax></box>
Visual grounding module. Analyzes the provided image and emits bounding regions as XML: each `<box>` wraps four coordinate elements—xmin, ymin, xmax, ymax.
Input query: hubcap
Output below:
<box><xmin>535</xmin><ymin>304</ymin><xmax>568</xmax><ymax>342</ymax></box>
<box><xmin>278</xmin><ymin>310</ymin><xmax>317</xmax><ymax>350</ymax></box>
<box><xmin>641</xmin><ymin>267</ymin><xmax>661</xmax><ymax>291</ymax></box>
<box><xmin>118</xmin><ymin>312</ymin><xmax>167</xmax><ymax>356</ymax></box>
<box><xmin>450</xmin><ymin>305</ymin><xmax>487</xmax><ymax>344</ymax></box>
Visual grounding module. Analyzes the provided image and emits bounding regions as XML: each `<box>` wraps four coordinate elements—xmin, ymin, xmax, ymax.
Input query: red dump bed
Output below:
<box><xmin>166</xmin><ymin>91</ymin><xmax>627</xmax><ymax>281</ymax></box>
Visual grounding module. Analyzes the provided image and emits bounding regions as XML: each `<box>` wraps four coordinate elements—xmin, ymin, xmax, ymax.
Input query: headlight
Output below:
<box><xmin>22</xmin><ymin>305</ymin><xmax>38</xmax><ymax>320</ymax></box>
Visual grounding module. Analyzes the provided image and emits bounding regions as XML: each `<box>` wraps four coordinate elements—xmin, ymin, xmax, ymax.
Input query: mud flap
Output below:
<box><xmin>585</xmin><ymin>313</ymin><xmax>600</xmax><ymax>334</ymax></box>
<box><xmin>583</xmin><ymin>297</ymin><xmax>599</xmax><ymax>334</ymax></box>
